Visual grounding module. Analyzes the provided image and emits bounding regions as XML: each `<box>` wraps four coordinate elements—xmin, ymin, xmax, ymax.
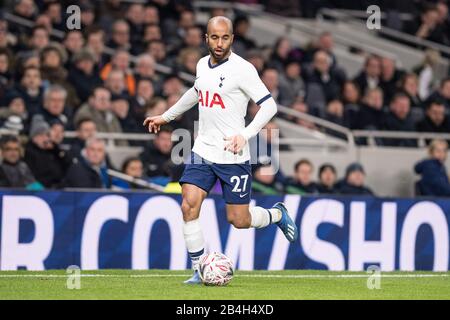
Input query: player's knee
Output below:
<box><xmin>181</xmin><ymin>198</ymin><xmax>201</xmax><ymax>221</ymax></box>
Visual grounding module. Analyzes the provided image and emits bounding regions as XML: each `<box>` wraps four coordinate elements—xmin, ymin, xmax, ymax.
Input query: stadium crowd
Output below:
<box><xmin>0</xmin><ymin>0</ymin><xmax>449</xmax><ymax>197</ymax></box>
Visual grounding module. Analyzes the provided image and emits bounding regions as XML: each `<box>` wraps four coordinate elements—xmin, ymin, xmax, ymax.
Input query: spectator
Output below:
<box><xmin>353</xmin><ymin>55</ymin><xmax>381</xmax><ymax>95</ymax></box>
<box><xmin>400</xmin><ymin>73</ymin><xmax>422</xmax><ymax>109</ymax></box>
<box><xmin>24</xmin><ymin>116</ymin><xmax>71</xmax><ymax>188</ymax></box>
<box><xmin>62</xmin><ymin>137</ymin><xmax>111</xmax><ymax>189</ymax></box>
<box><xmin>111</xmin><ymin>95</ymin><xmax>140</xmax><ymax>133</ymax></box>
<box><xmin>251</xmin><ymin>162</ymin><xmax>283</xmax><ymax>195</ymax></box>
<box><xmin>125</xmin><ymin>3</ymin><xmax>145</xmax><ymax>54</ymax></box>
<box><xmin>107</xmin><ymin>19</ymin><xmax>131</xmax><ymax>51</ymax></box>
<box><xmin>100</xmin><ymin>49</ymin><xmax>135</xmax><ymax>96</ymax></box>
<box><xmin>119</xmin><ymin>156</ymin><xmax>147</xmax><ymax>189</ymax></box>
<box><xmin>415</xmin><ymin>139</ymin><xmax>450</xmax><ymax>196</ymax></box>
<box><xmin>134</xmin><ymin>54</ymin><xmax>161</xmax><ymax>89</ymax></box>
<box><xmin>269</xmin><ymin>37</ymin><xmax>291</xmax><ymax>73</ymax></box>
<box><xmin>68</xmin><ymin>48</ymin><xmax>103</xmax><ymax>103</ymax></box>
<box><xmin>27</xmin><ymin>25</ymin><xmax>50</xmax><ymax>52</ymax></box>
<box><xmin>278</xmin><ymin>59</ymin><xmax>305</xmax><ymax>106</ymax></box>
<box><xmin>33</xmin><ymin>84</ymin><xmax>70</xmax><ymax>129</ymax></box>
<box><xmin>414</xmin><ymin>49</ymin><xmax>441</xmax><ymax>100</ymax></box>
<box><xmin>288</xmin><ymin>100</ymin><xmax>318</xmax><ymax>130</ymax></box>
<box><xmin>86</xmin><ymin>27</ymin><xmax>108</xmax><ymax>71</ymax></box>
<box><xmin>261</xmin><ymin>68</ymin><xmax>281</xmax><ymax>103</ymax></box>
<box><xmin>105</xmin><ymin>69</ymin><xmax>128</xmax><ymax>97</ymax></box>
<box><xmin>69</xmin><ymin>117</ymin><xmax>97</xmax><ymax>160</ymax></box>
<box><xmin>304</xmin><ymin>50</ymin><xmax>344</xmax><ymax>110</ymax></box>
<box><xmin>246</xmin><ymin>50</ymin><xmax>266</xmax><ymax>75</ymax></box>
<box><xmin>285</xmin><ymin>159</ymin><xmax>318</xmax><ymax>194</ymax></box>
<box><xmin>130</xmin><ymin>78</ymin><xmax>155</xmax><ymax>125</ymax></box>
<box><xmin>426</xmin><ymin>77</ymin><xmax>450</xmax><ymax>110</ymax></box>
<box><xmin>139</xmin><ymin>126</ymin><xmax>175</xmax><ymax>178</ymax></box>
<box><xmin>383</xmin><ymin>92</ymin><xmax>417</xmax><ymax>147</ymax></box>
<box><xmin>74</xmin><ymin>86</ymin><xmax>123</xmax><ymax>136</ymax></box>
<box><xmin>143</xmin><ymin>23</ymin><xmax>162</xmax><ymax>44</ymax></box>
<box><xmin>39</xmin><ymin>44</ymin><xmax>80</xmax><ymax>108</ymax></box>
<box><xmin>0</xmin><ymin>48</ymin><xmax>12</xmax><ymax>97</ymax></box>
<box><xmin>146</xmin><ymin>40</ymin><xmax>168</xmax><ymax>65</ymax></box>
<box><xmin>403</xmin><ymin>4</ymin><xmax>447</xmax><ymax>45</ymax></box>
<box><xmin>178</xmin><ymin>25</ymin><xmax>207</xmax><ymax>56</ymax></box>
<box><xmin>341</xmin><ymin>81</ymin><xmax>361</xmax><ymax>107</ymax></box>
<box><xmin>416</xmin><ymin>100</ymin><xmax>450</xmax><ymax>133</ymax></box>
<box><xmin>177</xmin><ymin>47</ymin><xmax>201</xmax><ymax>77</ymax></box>
<box><xmin>337</xmin><ymin>162</ymin><xmax>374</xmax><ymax>195</ymax></box>
<box><xmin>162</xmin><ymin>74</ymin><xmax>185</xmax><ymax>98</ymax></box>
<box><xmin>324</xmin><ymin>99</ymin><xmax>349</xmax><ymax>128</ymax></box>
<box><xmin>317</xmin><ymin>163</ymin><xmax>338</xmax><ymax>194</ymax></box>
<box><xmin>12</xmin><ymin>66</ymin><xmax>43</xmax><ymax>116</ymax></box>
<box><xmin>232</xmin><ymin>15</ymin><xmax>256</xmax><ymax>57</ymax></box>
<box><xmin>380</xmin><ymin>57</ymin><xmax>404</xmax><ymax>104</ymax></box>
<box><xmin>0</xmin><ymin>94</ymin><xmax>29</xmax><ymax>133</ymax></box>
<box><xmin>353</xmin><ymin>87</ymin><xmax>385</xmax><ymax>130</ymax></box>
<box><xmin>63</xmin><ymin>30</ymin><xmax>85</xmax><ymax>62</ymax></box>
<box><xmin>0</xmin><ymin>135</ymin><xmax>38</xmax><ymax>189</ymax></box>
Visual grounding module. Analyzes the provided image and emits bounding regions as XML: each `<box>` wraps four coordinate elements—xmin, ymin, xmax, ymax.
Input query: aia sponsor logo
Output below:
<box><xmin>198</xmin><ymin>90</ymin><xmax>225</xmax><ymax>109</ymax></box>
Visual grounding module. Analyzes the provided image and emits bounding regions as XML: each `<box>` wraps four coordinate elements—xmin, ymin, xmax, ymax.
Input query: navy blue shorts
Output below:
<box><xmin>179</xmin><ymin>152</ymin><xmax>252</xmax><ymax>204</ymax></box>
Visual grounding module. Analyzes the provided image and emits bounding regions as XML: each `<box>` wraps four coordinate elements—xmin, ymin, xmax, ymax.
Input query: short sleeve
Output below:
<box><xmin>239</xmin><ymin>64</ymin><xmax>272</xmax><ymax>105</ymax></box>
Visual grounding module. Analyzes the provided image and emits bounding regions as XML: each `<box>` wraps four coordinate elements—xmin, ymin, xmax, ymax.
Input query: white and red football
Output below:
<box><xmin>198</xmin><ymin>252</ymin><xmax>234</xmax><ymax>286</ymax></box>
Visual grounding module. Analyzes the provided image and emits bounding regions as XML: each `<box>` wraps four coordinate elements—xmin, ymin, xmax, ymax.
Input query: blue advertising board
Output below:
<box><xmin>0</xmin><ymin>191</ymin><xmax>448</xmax><ymax>271</ymax></box>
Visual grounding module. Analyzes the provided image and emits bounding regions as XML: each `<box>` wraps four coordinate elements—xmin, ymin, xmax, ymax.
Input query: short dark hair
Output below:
<box><xmin>294</xmin><ymin>159</ymin><xmax>313</xmax><ymax>172</ymax></box>
<box><xmin>318</xmin><ymin>163</ymin><xmax>336</xmax><ymax>178</ymax></box>
<box><xmin>122</xmin><ymin>156</ymin><xmax>142</xmax><ymax>172</ymax></box>
<box><xmin>75</xmin><ymin>117</ymin><xmax>95</xmax><ymax>130</ymax></box>
<box><xmin>426</xmin><ymin>99</ymin><xmax>445</xmax><ymax>110</ymax></box>
<box><xmin>390</xmin><ymin>91</ymin><xmax>409</xmax><ymax>103</ymax></box>
<box><xmin>0</xmin><ymin>134</ymin><xmax>20</xmax><ymax>149</ymax></box>
<box><xmin>156</xmin><ymin>125</ymin><xmax>173</xmax><ymax>136</ymax></box>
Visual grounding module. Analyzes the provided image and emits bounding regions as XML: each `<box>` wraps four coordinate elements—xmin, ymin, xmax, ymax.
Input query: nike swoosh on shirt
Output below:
<box><xmin>239</xmin><ymin>193</ymin><xmax>248</xmax><ymax>198</ymax></box>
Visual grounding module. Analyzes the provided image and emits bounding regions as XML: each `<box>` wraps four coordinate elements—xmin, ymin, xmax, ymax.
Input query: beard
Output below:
<box><xmin>208</xmin><ymin>45</ymin><xmax>231</xmax><ymax>62</ymax></box>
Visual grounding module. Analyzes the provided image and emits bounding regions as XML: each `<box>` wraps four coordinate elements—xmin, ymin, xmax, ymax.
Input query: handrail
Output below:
<box><xmin>317</xmin><ymin>8</ymin><xmax>450</xmax><ymax>57</ymax></box>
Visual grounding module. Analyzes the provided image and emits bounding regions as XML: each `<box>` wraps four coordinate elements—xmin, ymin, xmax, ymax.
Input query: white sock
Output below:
<box><xmin>183</xmin><ymin>219</ymin><xmax>205</xmax><ymax>270</ymax></box>
<box><xmin>250</xmin><ymin>206</ymin><xmax>282</xmax><ymax>228</ymax></box>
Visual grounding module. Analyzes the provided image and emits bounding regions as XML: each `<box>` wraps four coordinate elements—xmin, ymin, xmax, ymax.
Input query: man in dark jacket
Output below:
<box><xmin>383</xmin><ymin>92</ymin><xmax>417</xmax><ymax>147</ymax></box>
<box><xmin>285</xmin><ymin>159</ymin><xmax>319</xmax><ymax>194</ymax></box>
<box><xmin>24</xmin><ymin>117</ymin><xmax>72</xmax><ymax>188</ymax></box>
<box><xmin>337</xmin><ymin>162</ymin><xmax>374</xmax><ymax>195</ymax></box>
<box><xmin>63</xmin><ymin>137</ymin><xmax>111</xmax><ymax>189</ymax></box>
<box><xmin>0</xmin><ymin>135</ymin><xmax>38</xmax><ymax>188</ymax></box>
<box><xmin>415</xmin><ymin>139</ymin><xmax>450</xmax><ymax>196</ymax></box>
<box><xmin>317</xmin><ymin>163</ymin><xmax>338</xmax><ymax>194</ymax></box>
<box><xmin>139</xmin><ymin>126</ymin><xmax>175</xmax><ymax>177</ymax></box>
<box><xmin>416</xmin><ymin>100</ymin><xmax>450</xmax><ymax>133</ymax></box>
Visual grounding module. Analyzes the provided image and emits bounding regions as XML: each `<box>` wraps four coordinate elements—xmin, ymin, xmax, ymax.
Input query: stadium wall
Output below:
<box><xmin>0</xmin><ymin>191</ymin><xmax>448</xmax><ymax>271</ymax></box>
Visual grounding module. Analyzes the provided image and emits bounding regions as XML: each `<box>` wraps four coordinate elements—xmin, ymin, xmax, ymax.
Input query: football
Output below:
<box><xmin>198</xmin><ymin>252</ymin><xmax>234</xmax><ymax>286</ymax></box>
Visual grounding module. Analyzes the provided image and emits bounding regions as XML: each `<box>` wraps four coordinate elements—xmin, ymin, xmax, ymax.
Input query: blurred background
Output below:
<box><xmin>0</xmin><ymin>0</ymin><xmax>450</xmax><ymax>198</ymax></box>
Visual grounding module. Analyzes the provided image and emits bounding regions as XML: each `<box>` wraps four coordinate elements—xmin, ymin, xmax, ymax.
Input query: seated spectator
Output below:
<box><xmin>146</xmin><ymin>40</ymin><xmax>169</xmax><ymax>65</ymax></box>
<box><xmin>0</xmin><ymin>135</ymin><xmax>40</xmax><ymax>189</ymax></box>
<box><xmin>337</xmin><ymin>162</ymin><xmax>374</xmax><ymax>195</ymax></box>
<box><xmin>287</xmin><ymin>100</ymin><xmax>318</xmax><ymax>130</ymax></box>
<box><xmin>0</xmin><ymin>48</ymin><xmax>12</xmax><ymax>96</ymax></box>
<box><xmin>63</xmin><ymin>30</ymin><xmax>84</xmax><ymax>63</ymax></box>
<box><xmin>62</xmin><ymin>137</ymin><xmax>111</xmax><ymax>189</ymax></box>
<box><xmin>252</xmin><ymin>162</ymin><xmax>284</xmax><ymax>195</ymax></box>
<box><xmin>74</xmin><ymin>86</ymin><xmax>123</xmax><ymax>135</ymax></box>
<box><xmin>317</xmin><ymin>163</ymin><xmax>338</xmax><ymax>194</ymax></box>
<box><xmin>106</xmin><ymin>19</ymin><xmax>131</xmax><ymax>51</ymax></box>
<box><xmin>111</xmin><ymin>95</ymin><xmax>140</xmax><ymax>133</ymax></box>
<box><xmin>416</xmin><ymin>100</ymin><xmax>450</xmax><ymax>133</ymax></box>
<box><xmin>68</xmin><ymin>48</ymin><xmax>103</xmax><ymax>103</ymax></box>
<box><xmin>100</xmin><ymin>49</ymin><xmax>135</xmax><ymax>96</ymax></box>
<box><xmin>415</xmin><ymin>139</ymin><xmax>450</xmax><ymax>196</ymax></box>
<box><xmin>380</xmin><ymin>57</ymin><xmax>404</xmax><ymax>105</ymax></box>
<box><xmin>400</xmin><ymin>73</ymin><xmax>422</xmax><ymax>109</ymax></box>
<box><xmin>0</xmin><ymin>94</ymin><xmax>29</xmax><ymax>133</ymax></box>
<box><xmin>10</xmin><ymin>66</ymin><xmax>43</xmax><ymax>116</ymax></box>
<box><xmin>232</xmin><ymin>15</ymin><xmax>256</xmax><ymax>57</ymax></box>
<box><xmin>85</xmin><ymin>27</ymin><xmax>109</xmax><ymax>71</ymax></box>
<box><xmin>414</xmin><ymin>49</ymin><xmax>441</xmax><ymax>101</ymax></box>
<box><xmin>352</xmin><ymin>87</ymin><xmax>385</xmax><ymax>130</ymax></box>
<box><xmin>24</xmin><ymin>117</ymin><xmax>71</xmax><ymax>188</ymax></box>
<box><xmin>383</xmin><ymin>92</ymin><xmax>417</xmax><ymax>147</ymax></box>
<box><xmin>403</xmin><ymin>4</ymin><xmax>447</xmax><ymax>45</ymax></box>
<box><xmin>32</xmin><ymin>84</ymin><xmax>70</xmax><ymax>129</ymax></box>
<box><xmin>353</xmin><ymin>55</ymin><xmax>381</xmax><ymax>95</ymax></box>
<box><xmin>341</xmin><ymin>81</ymin><xmax>361</xmax><ymax>108</ymax></box>
<box><xmin>177</xmin><ymin>47</ymin><xmax>201</xmax><ymax>77</ymax></box>
<box><xmin>105</xmin><ymin>69</ymin><xmax>129</xmax><ymax>98</ymax></box>
<box><xmin>324</xmin><ymin>99</ymin><xmax>349</xmax><ymax>128</ymax></box>
<box><xmin>68</xmin><ymin>117</ymin><xmax>97</xmax><ymax>160</ymax></box>
<box><xmin>261</xmin><ymin>68</ymin><xmax>282</xmax><ymax>103</ymax></box>
<box><xmin>426</xmin><ymin>77</ymin><xmax>450</xmax><ymax>110</ymax></box>
<box><xmin>118</xmin><ymin>157</ymin><xmax>147</xmax><ymax>189</ymax></box>
<box><xmin>285</xmin><ymin>159</ymin><xmax>318</xmax><ymax>194</ymax></box>
<box><xmin>139</xmin><ymin>126</ymin><xmax>175</xmax><ymax>178</ymax></box>
<box><xmin>39</xmin><ymin>44</ymin><xmax>80</xmax><ymax>108</ymax></box>
<box><xmin>130</xmin><ymin>78</ymin><xmax>155</xmax><ymax>125</ymax></box>
<box><xmin>278</xmin><ymin>59</ymin><xmax>305</xmax><ymax>106</ymax></box>
<box><xmin>303</xmin><ymin>50</ymin><xmax>344</xmax><ymax>110</ymax></box>
<box><xmin>269</xmin><ymin>37</ymin><xmax>292</xmax><ymax>73</ymax></box>
<box><xmin>133</xmin><ymin>54</ymin><xmax>162</xmax><ymax>91</ymax></box>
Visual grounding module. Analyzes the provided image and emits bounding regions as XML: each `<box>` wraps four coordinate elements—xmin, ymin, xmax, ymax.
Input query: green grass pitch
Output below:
<box><xmin>0</xmin><ymin>270</ymin><xmax>449</xmax><ymax>300</ymax></box>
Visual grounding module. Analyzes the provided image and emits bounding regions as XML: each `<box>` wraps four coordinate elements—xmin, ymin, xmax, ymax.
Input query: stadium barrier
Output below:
<box><xmin>0</xmin><ymin>191</ymin><xmax>448</xmax><ymax>271</ymax></box>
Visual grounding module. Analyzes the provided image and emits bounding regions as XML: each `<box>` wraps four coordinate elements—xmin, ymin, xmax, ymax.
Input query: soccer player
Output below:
<box><xmin>143</xmin><ymin>16</ymin><xmax>298</xmax><ymax>284</ymax></box>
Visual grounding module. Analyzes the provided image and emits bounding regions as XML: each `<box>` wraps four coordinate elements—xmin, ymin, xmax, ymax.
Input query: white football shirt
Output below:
<box><xmin>192</xmin><ymin>51</ymin><xmax>272</xmax><ymax>164</ymax></box>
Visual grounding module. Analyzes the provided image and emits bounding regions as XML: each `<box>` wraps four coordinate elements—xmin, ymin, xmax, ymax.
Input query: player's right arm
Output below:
<box><xmin>143</xmin><ymin>86</ymin><xmax>198</xmax><ymax>133</ymax></box>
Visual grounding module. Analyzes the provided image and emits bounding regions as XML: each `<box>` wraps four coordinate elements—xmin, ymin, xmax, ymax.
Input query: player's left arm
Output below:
<box><xmin>224</xmin><ymin>65</ymin><xmax>277</xmax><ymax>154</ymax></box>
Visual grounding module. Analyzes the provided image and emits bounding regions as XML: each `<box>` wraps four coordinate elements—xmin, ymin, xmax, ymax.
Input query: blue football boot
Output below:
<box><xmin>272</xmin><ymin>202</ymin><xmax>298</xmax><ymax>242</ymax></box>
<box><xmin>183</xmin><ymin>269</ymin><xmax>202</xmax><ymax>284</ymax></box>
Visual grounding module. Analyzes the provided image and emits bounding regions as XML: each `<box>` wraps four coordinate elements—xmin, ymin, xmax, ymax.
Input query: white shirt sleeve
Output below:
<box><xmin>161</xmin><ymin>86</ymin><xmax>198</xmax><ymax>122</ymax></box>
<box><xmin>239</xmin><ymin>64</ymin><xmax>277</xmax><ymax>140</ymax></box>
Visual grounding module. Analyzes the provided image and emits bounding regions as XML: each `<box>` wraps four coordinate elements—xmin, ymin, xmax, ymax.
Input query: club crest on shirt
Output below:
<box><xmin>219</xmin><ymin>76</ymin><xmax>225</xmax><ymax>88</ymax></box>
